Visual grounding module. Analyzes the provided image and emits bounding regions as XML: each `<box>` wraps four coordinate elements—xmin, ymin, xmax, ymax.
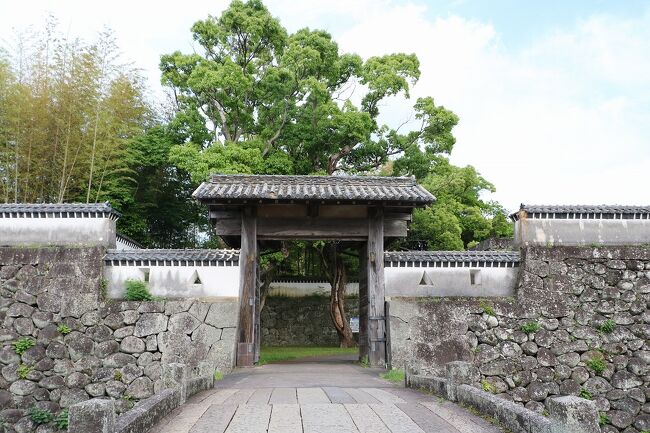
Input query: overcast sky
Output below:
<box><xmin>1</xmin><ymin>0</ymin><xmax>649</xmax><ymax>212</ymax></box>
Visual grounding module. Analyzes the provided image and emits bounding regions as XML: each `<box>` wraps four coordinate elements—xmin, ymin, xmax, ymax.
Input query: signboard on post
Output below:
<box><xmin>349</xmin><ymin>317</ymin><xmax>359</xmax><ymax>333</ymax></box>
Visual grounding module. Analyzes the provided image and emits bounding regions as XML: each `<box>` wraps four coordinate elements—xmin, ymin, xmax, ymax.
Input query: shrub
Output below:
<box><xmin>57</xmin><ymin>324</ymin><xmax>71</xmax><ymax>335</ymax></box>
<box><xmin>479</xmin><ymin>301</ymin><xmax>496</xmax><ymax>317</ymax></box>
<box><xmin>214</xmin><ymin>370</ymin><xmax>223</xmax><ymax>381</ymax></box>
<box><xmin>579</xmin><ymin>388</ymin><xmax>592</xmax><ymax>400</ymax></box>
<box><xmin>12</xmin><ymin>337</ymin><xmax>35</xmax><ymax>355</ymax></box>
<box><xmin>587</xmin><ymin>357</ymin><xmax>606</xmax><ymax>374</ymax></box>
<box><xmin>124</xmin><ymin>279</ymin><xmax>152</xmax><ymax>301</ymax></box>
<box><xmin>520</xmin><ymin>321</ymin><xmax>540</xmax><ymax>334</ymax></box>
<box><xmin>598</xmin><ymin>319</ymin><xmax>615</xmax><ymax>334</ymax></box>
<box><xmin>54</xmin><ymin>409</ymin><xmax>68</xmax><ymax>430</ymax></box>
<box><xmin>16</xmin><ymin>364</ymin><xmax>32</xmax><ymax>379</ymax></box>
<box><xmin>359</xmin><ymin>355</ymin><xmax>370</xmax><ymax>368</ymax></box>
<box><xmin>29</xmin><ymin>408</ymin><xmax>53</xmax><ymax>425</ymax></box>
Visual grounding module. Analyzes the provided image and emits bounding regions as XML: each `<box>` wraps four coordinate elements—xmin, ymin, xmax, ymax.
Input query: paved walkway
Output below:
<box><xmin>150</xmin><ymin>357</ymin><xmax>503</xmax><ymax>433</ymax></box>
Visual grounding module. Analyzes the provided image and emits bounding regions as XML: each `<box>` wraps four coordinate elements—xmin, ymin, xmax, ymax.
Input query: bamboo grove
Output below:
<box><xmin>0</xmin><ymin>22</ymin><xmax>150</xmax><ymax>204</ymax></box>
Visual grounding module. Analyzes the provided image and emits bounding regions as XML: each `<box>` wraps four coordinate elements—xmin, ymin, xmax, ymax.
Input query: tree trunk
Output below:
<box><xmin>322</xmin><ymin>244</ymin><xmax>356</xmax><ymax>348</ymax></box>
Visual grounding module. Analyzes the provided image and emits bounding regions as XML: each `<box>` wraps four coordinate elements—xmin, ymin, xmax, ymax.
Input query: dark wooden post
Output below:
<box><xmin>358</xmin><ymin>243</ymin><xmax>369</xmax><ymax>363</ymax></box>
<box><xmin>237</xmin><ymin>206</ymin><xmax>257</xmax><ymax>367</ymax></box>
<box><xmin>367</xmin><ymin>207</ymin><xmax>386</xmax><ymax>367</ymax></box>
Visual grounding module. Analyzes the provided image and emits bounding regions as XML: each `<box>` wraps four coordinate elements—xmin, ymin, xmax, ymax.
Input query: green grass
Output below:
<box><xmin>258</xmin><ymin>346</ymin><xmax>358</xmax><ymax>365</ymax></box>
<box><xmin>380</xmin><ymin>369</ymin><xmax>405</xmax><ymax>384</ymax></box>
<box><xmin>598</xmin><ymin>319</ymin><xmax>616</xmax><ymax>334</ymax></box>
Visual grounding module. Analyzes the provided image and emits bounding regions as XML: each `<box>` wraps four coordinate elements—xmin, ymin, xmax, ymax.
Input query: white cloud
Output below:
<box><xmin>1</xmin><ymin>0</ymin><xmax>648</xmax><ymax>212</ymax></box>
<box><xmin>332</xmin><ymin>3</ymin><xmax>650</xmax><ymax>211</ymax></box>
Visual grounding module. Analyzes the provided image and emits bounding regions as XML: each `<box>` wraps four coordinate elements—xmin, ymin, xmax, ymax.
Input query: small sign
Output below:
<box><xmin>349</xmin><ymin>317</ymin><xmax>359</xmax><ymax>333</ymax></box>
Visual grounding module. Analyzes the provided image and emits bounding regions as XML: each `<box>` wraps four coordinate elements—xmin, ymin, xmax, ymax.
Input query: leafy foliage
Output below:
<box><xmin>579</xmin><ymin>388</ymin><xmax>592</xmax><ymax>400</ymax></box>
<box><xmin>598</xmin><ymin>319</ymin><xmax>615</xmax><ymax>334</ymax></box>
<box><xmin>29</xmin><ymin>408</ymin><xmax>54</xmax><ymax>425</ymax></box>
<box><xmin>599</xmin><ymin>413</ymin><xmax>610</xmax><ymax>426</ymax></box>
<box><xmin>481</xmin><ymin>380</ymin><xmax>497</xmax><ymax>394</ymax></box>
<box><xmin>0</xmin><ymin>21</ymin><xmax>150</xmax><ymax>205</ymax></box>
<box><xmin>124</xmin><ymin>280</ymin><xmax>152</xmax><ymax>301</ymax></box>
<box><xmin>520</xmin><ymin>321</ymin><xmax>540</xmax><ymax>334</ymax></box>
<box><xmin>479</xmin><ymin>301</ymin><xmax>496</xmax><ymax>317</ymax></box>
<box><xmin>161</xmin><ymin>0</ymin><xmax>459</xmax><ymax>181</ymax></box>
<box><xmin>16</xmin><ymin>364</ymin><xmax>32</xmax><ymax>379</ymax></box>
<box><xmin>12</xmin><ymin>337</ymin><xmax>35</xmax><ymax>355</ymax></box>
<box><xmin>586</xmin><ymin>357</ymin><xmax>606</xmax><ymax>374</ymax></box>
<box><xmin>57</xmin><ymin>324</ymin><xmax>71</xmax><ymax>335</ymax></box>
<box><xmin>54</xmin><ymin>409</ymin><xmax>69</xmax><ymax>430</ymax></box>
<box><xmin>397</xmin><ymin>160</ymin><xmax>513</xmax><ymax>250</ymax></box>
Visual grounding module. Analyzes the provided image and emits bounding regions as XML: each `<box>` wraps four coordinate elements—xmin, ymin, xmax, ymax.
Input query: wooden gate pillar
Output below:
<box><xmin>237</xmin><ymin>206</ymin><xmax>257</xmax><ymax>367</ymax></box>
<box><xmin>366</xmin><ymin>207</ymin><xmax>386</xmax><ymax>367</ymax></box>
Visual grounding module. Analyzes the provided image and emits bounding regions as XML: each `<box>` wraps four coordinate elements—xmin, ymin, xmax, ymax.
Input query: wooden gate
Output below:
<box><xmin>193</xmin><ymin>175</ymin><xmax>434</xmax><ymax>368</ymax></box>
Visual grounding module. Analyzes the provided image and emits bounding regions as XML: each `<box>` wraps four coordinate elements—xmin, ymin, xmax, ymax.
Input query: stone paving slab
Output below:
<box><xmin>248</xmin><ymin>388</ymin><xmax>273</xmax><ymax>404</ymax></box>
<box><xmin>323</xmin><ymin>387</ymin><xmax>357</xmax><ymax>404</ymax></box>
<box><xmin>301</xmin><ymin>403</ymin><xmax>359</xmax><ymax>433</ymax></box>
<box><xmin>188</xmin><ymin>404</ymin><xmax>237</xmax><ymax>433</ymax></box>
<box><xmin>268</xmin><ymin>404</ymin><xmax>303</xmax><ymax>433</ymax></box>
<box><xmin>342</xmin><ymin>387</ymin><xmax>381</xmax><ymax>403</ymax></box>
<box><xmin>297</xmin><ymin>387</ymin><xmax>331</xmax><ymax>404</ymax></box>
<box><xmin>361</xmin><ymin>387</ymin><xmax>406</xmax><ymax>404</ymax></box>
<box><xmin>149</xmin><ymin>361</ymin><xmax>505</xmax><ymax>433</ymax></box>
<box><xmin>369</xmin><ymin>403</ymin><xmax>426</xmax><ymax>433</ymax></box>
<box><xmin>396</xmin><ymin>402</ymin><xmax>457</xmax><ymax>432</ymax></box>
<box><xmin>225</xmin><ymin>404</ymin><xmax>272</xmax><ymax>433</ymax></box>
<box><xmin>269</xmin><ymin>387</ymin><xmax>298</xmax><ymax>404</ymax></box>
<box><xmin>420</xmin><ymin>400</ymin><xmax>498</xmax><ymax>433</ymax></box>
<box><xmin>344</xmin><ymin>403</ymin><xmax>392</xmax><ymax>433</ymax></box>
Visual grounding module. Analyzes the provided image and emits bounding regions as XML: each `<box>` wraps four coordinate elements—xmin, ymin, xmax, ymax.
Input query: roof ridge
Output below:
<box><xmin>0</xmin><ymin>202</ymin><xmax>120</xmax><ymax>217</ymax></box>
<box><xmin>195</xmin><ymin>174</ymin><xmax>434</xmax><ymax>204</ymax></box>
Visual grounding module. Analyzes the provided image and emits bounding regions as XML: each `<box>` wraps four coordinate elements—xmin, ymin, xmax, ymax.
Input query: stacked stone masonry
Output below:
<box><xmin>261</xmin><ymin>296</ymin><xmax>359</xmax><ymax>347</ymax></box>
<box><xmin>390</xmin><ymin>246</ymin><xmax>650</xmax><ymax>433</ymax></box>
<box><xmin>0</xmin><ymin>247</ymin><xmax>237</xmax><ymax>432</ymax></box>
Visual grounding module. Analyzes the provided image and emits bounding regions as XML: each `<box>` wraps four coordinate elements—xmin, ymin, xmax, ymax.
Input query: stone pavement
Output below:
<box><xmin>150</xmin><ymin>357</ymin><xmax>504</xmax><ymax>433</ymax></box>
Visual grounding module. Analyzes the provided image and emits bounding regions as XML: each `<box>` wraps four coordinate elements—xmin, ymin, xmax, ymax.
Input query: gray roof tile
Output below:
<box><xmin>104</xmin><ymin>249</ymin><xmax>239</xmax><ymax>263</ymax></box>
<box><xmin>0</xmin><ymin>202</ymin><xmax>120</xmax><ymax>218</ymax></box>
<box><xmin>193</xmin><ymin>175</ymin><xmax>434</xmax><ymax>204</ymax></box>
<box><xmin>510</xmin><ymin>204</ymin><xmax>650</xmax><ymax>221</ymax></box>
<box><xmin>384</xmin><ymin>250</ymin><xmax>520</xmax><ymax>264</ymax></box>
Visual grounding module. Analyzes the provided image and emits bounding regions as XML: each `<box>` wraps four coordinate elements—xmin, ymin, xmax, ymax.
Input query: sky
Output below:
<box><xmin>1</xmin><ymin>0</ymin><xmax>649</xmax><ymax>212</ymax></box>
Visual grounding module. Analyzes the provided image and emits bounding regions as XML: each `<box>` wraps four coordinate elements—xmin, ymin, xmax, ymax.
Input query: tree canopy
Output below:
<box><xmin>161</xmin><ymin>0</ymin><xmax>511</xmax><ymax>251</ymax></box>
<box><xmin>0</xmin><ymin>2</ymin><xmax>512</xmax><ymax>251</ymax></box>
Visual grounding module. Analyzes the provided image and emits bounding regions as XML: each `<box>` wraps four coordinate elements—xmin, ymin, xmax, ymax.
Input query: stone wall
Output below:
<box><xmin>0</xmin><ymin>247</ymin><xmax>237</xmax><ymax>432</ymax></box>
<box><xmin>261</xmin><ymin>296</ymin><xmax>358</xmax><ymax>346</ymax></box>
<box><xmin>390</xmin><ymin>246</ymin><xmax>650</xmax><ymax>433</ymax></box>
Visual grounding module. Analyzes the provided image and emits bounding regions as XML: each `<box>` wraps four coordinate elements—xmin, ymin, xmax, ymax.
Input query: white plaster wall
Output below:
<box><xmin>0</xmin><ymin>218</ymin><xmax>116</xmax><ymax>247</ymax></box>
<box><xmin>385</xmin><ymin>266</ymin><xmax>517</xmax><ymax>297</ymax></box>
<box><xmin>514</xmin><ymin>219</ymin><xmax>650</xmax><ymax>246</ymax></box>
<box><xmin>268</xmin><ymin>282</ymin><xmax>359</xmax><ymax>297</ymax></box>
<box><xmin>105</xmin><ymin>264</ymin><xmax>240</xmax><ymax>298</ymax></box>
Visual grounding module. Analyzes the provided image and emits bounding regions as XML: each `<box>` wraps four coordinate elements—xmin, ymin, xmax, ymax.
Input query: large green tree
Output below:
<box><xmin>161</xmin><ymin>0</ymin><xmax>511</xmax><ymax>346</ymax></box>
